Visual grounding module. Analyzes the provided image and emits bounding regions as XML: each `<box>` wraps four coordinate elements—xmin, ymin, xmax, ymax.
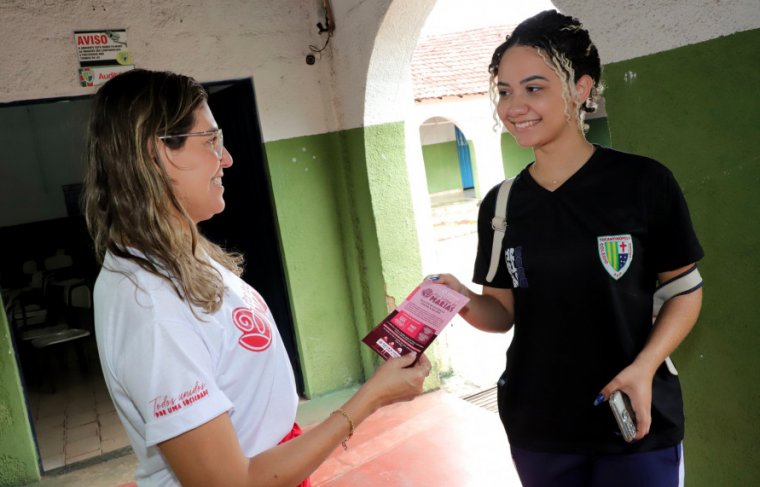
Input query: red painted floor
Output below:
<box><xmin>309</xmin><ymin>390</ymin><xmax>521</xmax><ymax>486</ymax></box>
<box><xmin>38</xmin><ymin>389</ymin><xmax>521</xmax><ymax>486</ymax></box>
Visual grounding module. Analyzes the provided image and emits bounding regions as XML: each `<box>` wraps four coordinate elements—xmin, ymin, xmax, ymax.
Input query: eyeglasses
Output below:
<box><xmin>158</xmin><ymin>129</ymin><xmax>224</xmax><ymax>160</ymax></box>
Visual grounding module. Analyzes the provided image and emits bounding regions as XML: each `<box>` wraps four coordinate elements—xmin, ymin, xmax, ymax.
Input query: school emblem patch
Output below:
<box><xmin>597</xmin><ymin>234</ymin><xmax>633</xmax><ymax>280</ymax></box>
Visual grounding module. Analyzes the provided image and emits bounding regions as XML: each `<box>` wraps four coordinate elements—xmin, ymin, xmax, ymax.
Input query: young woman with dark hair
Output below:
<box><xmin>433</xmin><ymin>10</ymin><xmax>703</xmax><ymax>487</ymax></box>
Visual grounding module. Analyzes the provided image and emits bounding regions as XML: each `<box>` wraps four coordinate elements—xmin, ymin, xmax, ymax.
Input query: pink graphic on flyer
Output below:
<box><xmin>362</xmin><ymin>279</ymin><xmax>469</xmax><ymax>360</ymax></box>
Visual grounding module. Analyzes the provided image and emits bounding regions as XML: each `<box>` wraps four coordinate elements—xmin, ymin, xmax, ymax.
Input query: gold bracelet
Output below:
<box><xmin>331</xmin><ymin>409</ymin><xmax>354</xmax><ymax>450</ymax></box>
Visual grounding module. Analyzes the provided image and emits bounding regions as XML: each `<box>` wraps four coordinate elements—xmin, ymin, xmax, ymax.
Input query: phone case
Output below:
<box><xmin>609</xmin><ymin>391</ymin><xmax>637</xmax><ymax>442</ymax></box>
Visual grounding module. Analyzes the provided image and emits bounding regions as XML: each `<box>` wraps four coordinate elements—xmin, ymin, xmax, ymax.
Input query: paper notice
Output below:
<box><xmin>362</xmin><ymin>278</ymin><xmax>469</xmax><ymax>360</ymax></box>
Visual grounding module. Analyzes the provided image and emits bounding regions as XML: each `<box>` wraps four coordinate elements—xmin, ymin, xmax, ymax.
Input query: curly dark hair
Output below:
<box><xmin>489</xmin><ymin>10</ymin><xmax>603</xmax><ymax>121</ymax></box>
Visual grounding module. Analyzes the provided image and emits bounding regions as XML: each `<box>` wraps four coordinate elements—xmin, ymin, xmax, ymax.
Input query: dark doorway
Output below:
<box><xmin>202</xmin><ymin>79</ymin><xmax>304</xmax><ymax>394</ymax></box>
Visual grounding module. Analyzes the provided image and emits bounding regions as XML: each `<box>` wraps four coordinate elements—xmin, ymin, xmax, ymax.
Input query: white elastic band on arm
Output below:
<box><xmin>486</xmin><ymin>177</ymin><xmax>515</xmax><ymax>283</ymax></box>
<box><xmin>653</xmin><ymin>265</ymin><xmax>703</xmax><ymax>316</ymax></box>
<box><xmin>653</xmin><ymin>264</ymin><xmax>703</xmax><ymax>376</ymax></box>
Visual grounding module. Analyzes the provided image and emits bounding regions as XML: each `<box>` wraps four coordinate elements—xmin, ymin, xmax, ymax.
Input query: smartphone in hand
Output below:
<box><xmin>609</xmin><ymin>390</ymin><xmax>637</xmax><ymax>442</ymax></box>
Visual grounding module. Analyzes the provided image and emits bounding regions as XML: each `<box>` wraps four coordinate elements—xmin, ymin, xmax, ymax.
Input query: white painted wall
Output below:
<box><xmin>0</xmin><ymin>1</ymin><xmax>758</xmax><ymax>140</ymax></box>
<box><xmin>361</xmin><ymin>0</ymin><xmax>436</xmax><ymax>128</ymax></box>
<box><xmin>419</xmin><ymin>120</ymin><xmax>455</xmax><ymax>145</ymax></box>
<box><xmin>554</xmin><ymin>0</ymin><xmax>760</xmax><ymax>64</ymax></box>
<box><xmin>0</xmin><ymin>0</ymin><xmax>335</xmax><ymax>143</ymax></box>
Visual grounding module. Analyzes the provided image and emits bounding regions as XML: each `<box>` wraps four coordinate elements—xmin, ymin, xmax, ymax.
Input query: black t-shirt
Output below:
<box><xmin>473</xmin><ymin>146</ymin><xmax>704</xmax><ymax>454</ymax></box>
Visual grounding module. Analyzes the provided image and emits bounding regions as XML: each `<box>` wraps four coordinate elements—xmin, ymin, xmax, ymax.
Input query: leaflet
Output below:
<box><xmin>362</xmin><ymin>278</ymin><xmax>469</xmax><ymax>360</ymax></box>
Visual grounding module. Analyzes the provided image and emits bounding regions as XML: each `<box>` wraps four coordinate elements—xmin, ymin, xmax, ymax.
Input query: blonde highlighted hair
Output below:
<box><xmin>488</xmin><ymin>10</ymin><xmax>604</xmax><ymax>133</ymax></box>
<box><xmin>84</xmin><ymin>69</ymin><xmax>242</xmax><ymax>314</ymax></box>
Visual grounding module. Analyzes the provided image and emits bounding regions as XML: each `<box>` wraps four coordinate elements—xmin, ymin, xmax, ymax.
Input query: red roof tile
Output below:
<box><xmin>411</xmin><ymin>25</ymin><xmax>514</xmax><ymax>101</ymax></box>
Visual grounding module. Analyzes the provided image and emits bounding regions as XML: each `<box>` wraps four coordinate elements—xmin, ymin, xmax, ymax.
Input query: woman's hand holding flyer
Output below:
<box><xmin>362</xmin><ymin>278</ymin><xmax>470</xmax><ymax>360</ymax></box>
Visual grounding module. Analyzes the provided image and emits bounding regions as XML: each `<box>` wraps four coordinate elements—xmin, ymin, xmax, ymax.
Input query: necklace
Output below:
<box><xmin>532</xmin><ymin>144</ymin><xmax>595</xmax><ymax>188</ymax></box>
<box><xmin>529</xmin><ymin>164</ymin><xmax>562</xmax><ymax>186</ymax></box>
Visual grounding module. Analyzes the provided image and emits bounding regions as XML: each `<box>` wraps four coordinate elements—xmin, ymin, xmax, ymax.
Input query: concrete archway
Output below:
<box><xmin>418</xmin><ymin>116</ymin><xmax>477</xmax><ymax>195</ymax></box>
<box><xmin>361</xmin><ymin>0</ymin><xmax>510</xmax><ymax>383</ymax></box>
<box><xmin>358</xmin><ymin>0</ymin><xmax>440</xmax><ymax>298</ymax></box>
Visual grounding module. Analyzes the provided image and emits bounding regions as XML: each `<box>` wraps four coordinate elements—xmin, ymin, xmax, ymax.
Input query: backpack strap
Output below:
<box><xmin>486</xmin><ymin>177</ymin><xmax>516</xmax><ymax>283</ymax></box>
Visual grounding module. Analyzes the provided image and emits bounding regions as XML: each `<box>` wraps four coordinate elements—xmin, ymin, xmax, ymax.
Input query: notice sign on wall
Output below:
<box><xmin>74</xmin><ymin>29</ymin><xmax>134</xmax><ymax>87</ymax></box>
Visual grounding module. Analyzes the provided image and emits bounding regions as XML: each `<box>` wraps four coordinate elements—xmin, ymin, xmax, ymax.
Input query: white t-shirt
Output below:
<box><xmin>94</xmin><ymin>250</ymin><xmax>298</xmax><ymax>486</ymax></box>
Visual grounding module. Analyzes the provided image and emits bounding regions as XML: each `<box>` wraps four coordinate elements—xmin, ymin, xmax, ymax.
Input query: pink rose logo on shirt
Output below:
<box><xmin>232</xmin><ymin>306</ymin><xmax>272</xmax><ymax>352</ymax></box>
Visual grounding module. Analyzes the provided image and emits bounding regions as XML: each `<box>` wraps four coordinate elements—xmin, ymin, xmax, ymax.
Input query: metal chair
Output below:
<box><xmin>26</xmin><ymin>283</ymin><xmax>94</xmax><ymax>392</ymax></box>
<box><xmin>43</xmin><ymin>250</ymin><xmax>87</xmax><ymax>307</ymax></box>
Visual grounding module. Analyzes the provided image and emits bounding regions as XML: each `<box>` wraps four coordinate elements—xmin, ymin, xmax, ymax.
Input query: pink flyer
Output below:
<box><xmin>362</xmin><ymin>278</ymin><xmax>469</xmax><ymax>360</ymax></box>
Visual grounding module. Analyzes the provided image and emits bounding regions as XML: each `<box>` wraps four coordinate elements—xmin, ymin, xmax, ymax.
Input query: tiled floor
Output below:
<box><xmin>430</xmin><ymin>189</ymin><xmax>512</xmax><ymax>395</ymax></box>
<box><xmin>23</xmin><ymin>341</ymin><xmax>131</xmax><ymax>472</ymax></box>
<box><xmin>29</xmin><ymin>388</ymin><xmax>522</xmax><ymax>487</ymax></box>
<box><xmin>430</xmin><ymin>188</ymin><xmax>479</xmax><ymax>241</ymax></box>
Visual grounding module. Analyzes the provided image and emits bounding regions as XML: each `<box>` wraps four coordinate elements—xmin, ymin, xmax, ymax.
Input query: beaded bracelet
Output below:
<box><xmin>331</xmin><ymin>408</ymin><xmax>355</xmax><ymax>450</ymax></box>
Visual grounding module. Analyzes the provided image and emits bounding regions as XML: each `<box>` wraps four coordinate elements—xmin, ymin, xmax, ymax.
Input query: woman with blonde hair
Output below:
<box><xmin>85</xmin><ymin>68</ymin><xmax>430</xmax><ymax>486</ymax></box>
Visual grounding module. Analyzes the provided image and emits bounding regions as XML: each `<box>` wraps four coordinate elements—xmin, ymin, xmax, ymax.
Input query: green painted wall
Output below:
<box><xmin>586</xmin><ymin>117</ymin><xmax>611</xmax><ymax>148</ymax></box>
<box><xmin>264</xmin><ymin>122</ymin><xmax>434</xmax><ymax>397</ymax></box>
<box><xmin>500</xmin><ymin>132</ymin><xmax>535</xmax><ymax>178</ymax></box>
<box><xmin>421</xmin><ymin>139</ymin><xmax>479</xmax><ymax>195</ymax></box>
<box><xmin>422</xmin><ymin>141</ymin><xmax>462</xmax><ymax>193</ymax></box>
<box><xmin>264</xmin><ymin>135</ymin><xmax>366</xmax><ymax>397</ymax></box>
<box><xmin>329</xmin><ymin>127</ymin><xmax>390</xmax><ymax>378</ymax></box>
<box><xmin>0</xmin><ymin>296</ymin><xmax>40</xmax><ymax>486</ymax></box>
<box><xmin>363</xmin><ymin>122</ymin><xmax>424</xmax><ymax>304</ymax></box>
<box><xmin>604</xmin><ymin>29</ymin><xmax>760</xmax><ymax>486</ymax></box>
